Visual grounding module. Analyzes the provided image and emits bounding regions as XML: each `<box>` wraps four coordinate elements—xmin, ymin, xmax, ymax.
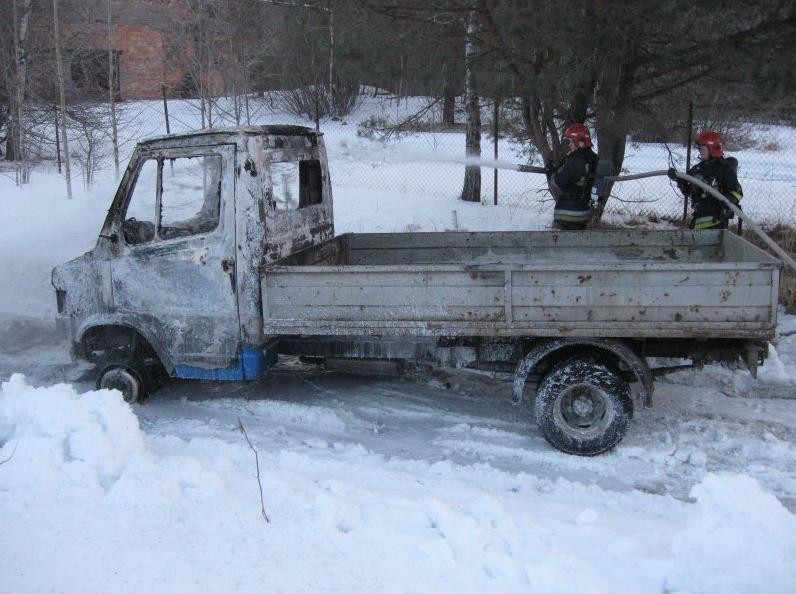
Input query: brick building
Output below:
<box><xmin>60</xmin><ymin>0</ymin><xmax>203</xmax><ymax>100</ymax></box>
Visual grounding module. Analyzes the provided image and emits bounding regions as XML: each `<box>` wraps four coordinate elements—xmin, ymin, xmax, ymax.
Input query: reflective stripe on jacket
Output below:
<box><xmin>553</xmin><ymin>206</ymin><xmax>592</xmax><ymax>224</ymax></box>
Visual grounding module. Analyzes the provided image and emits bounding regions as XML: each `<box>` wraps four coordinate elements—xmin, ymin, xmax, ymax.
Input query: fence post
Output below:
<box><xmin>493</xmin><ymin>97</ymin><xmax>499</xmax><ymax>206</ymax></box>
<box><xmin>315</xmin><ymin>92</ymin><xmax>320</xmax><ymax>132</ymax></box>
<box><xmin>683</xmin><ymin>100</ymin><xmax>693</xmax><ymax>223</ymax></box>
<box><xmin>54</xmin><ymin>99</ymin><xmax>61</xmax><ymax>174</ymax></box>
<box><xmin>162</xmin><ymin>85</ymin><xmax>171</xmax><ymax>135</ymax></box>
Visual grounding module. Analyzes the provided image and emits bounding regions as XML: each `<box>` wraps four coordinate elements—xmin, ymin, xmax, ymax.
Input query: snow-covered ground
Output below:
<box><xmin>2</xmin><ymin>96</ymin><xmax>796</xmax><ymax>594</ymax></box>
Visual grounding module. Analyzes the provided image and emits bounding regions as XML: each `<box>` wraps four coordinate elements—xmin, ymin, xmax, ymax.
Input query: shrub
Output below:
<box><xmin>275</xmin><ymin>83</ymin><xmax>362</xmax><ymax>120</ymax></box>
<box><xmin>356</xmin><ymin>115</ymin><xmax>391</xmax><ymax>139</ymax></box>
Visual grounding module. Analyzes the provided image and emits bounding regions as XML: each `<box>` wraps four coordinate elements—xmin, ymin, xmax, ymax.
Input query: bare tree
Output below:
<box><xmin>5</xmin><ymin>0</ymin><xmax>32</xmax><ymax>184</ymax></box>
<box><xmin>476</xmin><ymin>0</ymin><xmax>796</xmax><ymax>222</ymax></box>
<box><xmin>261</xmin><ymin>0</ymin><xmax>357</xmax><ymax>119</ymax></box>
<box><xmin>327</xmin><ymin>0</ymin><xmax>335</xmax><ymax>110</ymax></box>
<box><xmin>107</xmin><ymin>0</ymin><xmax>119</xmax><ymax>177</ymax></box>
<box><xmin>460</xmin><ymin>2</ymin><xmax>480</xmax><ymax>202</ymax></box>
<box><xmin>70</xmin><ymin>103</ymin><xmax>116</xmax><ymax>188</ymax></box>
<box><xmin>52</xmin><ymin>0</ymin><xmax>73</xmax><ymax>199</ymax></box>
<box><xmin>168</xmin><ymin>0</ymin><xmax>219</xmax><ymax>127</ymax></box>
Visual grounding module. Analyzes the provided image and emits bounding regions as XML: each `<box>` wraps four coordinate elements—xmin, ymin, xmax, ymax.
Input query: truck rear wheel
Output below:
<box><xmin>96</xmin><ymin>357</ymin><xmax>150</xmax><ymax>404</ymax></box>
<box><xmin>534</xmin><ymin>358</ymin><xmax>632</xmax><ymax>456</ymax></box>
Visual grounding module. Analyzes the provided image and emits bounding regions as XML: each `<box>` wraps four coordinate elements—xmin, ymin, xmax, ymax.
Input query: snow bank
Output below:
<box><xmin>2</xmin><ymin>376</ymin><xmax>795</xmax><ymax>594</ymax></box>
<box><xmin>668</xmin><ymin>474</ymin><xmax>796</xmax><ymax>594</ymax></box>
<box><xmin>0</xmin><ymin>375</ymin><xmax>269</xmax><ymax>594</ymax></box>
<box><xmin>0</xmin><ymin>373</ymin><xmax>144</xmax><ymax>488</ymax></box>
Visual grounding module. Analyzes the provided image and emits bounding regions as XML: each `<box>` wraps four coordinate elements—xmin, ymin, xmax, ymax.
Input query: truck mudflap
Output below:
<box><xmin>745</xmin><ymin>341</ymin><xmax>769</xmax><ymax>379</ymax></box>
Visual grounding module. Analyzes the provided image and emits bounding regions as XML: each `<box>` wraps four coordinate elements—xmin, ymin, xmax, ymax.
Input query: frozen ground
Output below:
<box><xmin>1</xmin><ymin>97</ymin><xmax>796</xmax><ymax>594</ymax></box>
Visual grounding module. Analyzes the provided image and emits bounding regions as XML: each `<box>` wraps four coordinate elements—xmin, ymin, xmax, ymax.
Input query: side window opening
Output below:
<box><xmin>159</xmin><ymin>154</ymin><xmax>222</xmax><ymax>240</ymax></box>
<box><xmin>122</xmin><ymin>153</ymin><xmax>222</xmax><ymax>245</ymax></box>
<box><xmin>123</xmin><ymin>159</ymin><xmax>157</xmax><ymax>245</ymax></box>
<box><xmin>271</xmin><ymin>159</ymin><xmax>323</xmax><ymax>211</ymax></box>
<box><xmin>299</xmin><ymin>159</ymin><xmax>323</xmax><ymax>208</ymax></box>
<box><xmin>271</xmin><ymin>161</ymin><xmax>299</xmax><ymax>210</ymax></box>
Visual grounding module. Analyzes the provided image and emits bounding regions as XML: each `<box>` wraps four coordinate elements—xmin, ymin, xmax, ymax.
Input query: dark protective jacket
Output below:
<box><xmin>550</xmin><ymin>147</ymin><xmax>598</xmax><ymax>230</ymax></box>
<box><xmin>679</xmin><ymin>157</ymin><xmax>744</xmax><ymax>230</ymax></box>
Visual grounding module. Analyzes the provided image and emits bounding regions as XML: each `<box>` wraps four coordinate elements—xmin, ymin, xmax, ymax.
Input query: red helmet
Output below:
<box><xmin>563</xmin><ymin>123</ymin><xmax>592</xmax><ymax>149</ymax></box>
<box><xmin>695</xmin><ymin>130</ymin><xmax>723</xmax><ymax>158</ymax></box>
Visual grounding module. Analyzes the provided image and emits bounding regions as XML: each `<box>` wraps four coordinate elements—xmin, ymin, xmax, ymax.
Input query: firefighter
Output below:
<box><xmin>669</xmin><ymin>130</ymin><xmax>743</xmax><ymax>230</ymax></box>
<box><xmin>546</xmin><ymin>123</ymin><xmax>599</xmax><ymax>230</ymax></box>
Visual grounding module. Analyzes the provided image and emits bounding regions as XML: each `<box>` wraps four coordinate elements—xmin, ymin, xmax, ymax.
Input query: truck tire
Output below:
<box><xmin>96</xmin><ymin>357</ymin><xmax>150</xmax><ymax>404</ymax></box>
<box><xmin>534</xmin><ymin>357</ymin><xmax>632</xmax><ymax>456</ymax></box>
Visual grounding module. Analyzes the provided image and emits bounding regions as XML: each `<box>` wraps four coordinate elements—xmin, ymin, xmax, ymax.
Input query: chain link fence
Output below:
<box><xmin>319</xmin><ymin>97</ymin><xmax>796</xmax><ymax>228</ymax></box>
<box><xmin>17</xmin><ymin>94</ymin><xmax>795</xmax><ymax>228</ymax></box>
<box><xmin>12</xmin><ymin>92</ymin><xmax>792</xmax><ymax>310</ymax></box>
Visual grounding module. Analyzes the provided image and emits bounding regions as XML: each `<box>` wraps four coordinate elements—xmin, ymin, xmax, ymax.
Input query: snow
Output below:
<box><xmin>2</xmin><ymin>95</ymin><xmax>796</xmax><ymax>593</ymax></box>
<box><xmin>668</xmin><ymin>474</ymin><xmax>796</xmax><ymax>594</ymax></box>
<box><xmin>3</xmin><ymin>374</ymin><xmax>795</xmax><ymax>594</ymax></box>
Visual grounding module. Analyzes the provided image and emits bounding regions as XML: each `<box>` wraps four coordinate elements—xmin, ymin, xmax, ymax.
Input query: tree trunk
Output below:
<box><xmin>52</xmin><ymin>0</ymin><xmax>73</xmax><ymax>199</ymax></box>
<box><xmin>460</xmin><ymin>5</ymin><xmax>481</xmax><ymax>203</ymax></box>
<box><xmin>5</xmin><ymin>119</ymin><xmax>17</xmax><ymax>162</ymax></box>
<box><xmin>591</xmin><ymin>49</ymin><xmax>635</xmax><ymax>224</ymax></box>
<box><xmin>591</xmin><ymin>124</ymin><xmax>627</xmax><ymax>223</ymax></box>
<box><xmin>8</xmin><ymin>0</ymin><xmax>32</xmax><ymax>178</ymax></box>
<box><xmin>107</xmin><ymin>0</ymin><xmax>119</xmax><ymax>178</ymax></box>
<box><xmin>9</xmin><ymin>0</ymin><xmax>22</xmax><ymax>163</ymax></box>
<box><xmin>442</xmin><ymin>63</ymin><xmax>455</xmax><ymax>126</ymax></box>
<box><xmin>442</xmin><ymin>88</ymin><xmax>455</xmax><ymax>126</ymax></box>
<box><xmin>328</xmin><ymin>0</ymin><xmax>335</xmax><ymax>116</ymax></box>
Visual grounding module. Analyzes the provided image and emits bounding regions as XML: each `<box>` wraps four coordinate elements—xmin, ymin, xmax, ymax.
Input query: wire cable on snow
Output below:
<box><xmin>238</xmin><ymin>418</ymin><xmax>270</xmax><ymax>524</ymax></box>
<box><xmin>0</xmin><ymin>440</ymin><xmax>18</xmax><ymax>467</ymax></box>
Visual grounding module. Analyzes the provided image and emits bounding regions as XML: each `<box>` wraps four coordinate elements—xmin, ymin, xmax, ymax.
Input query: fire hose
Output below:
<box><xmin>609</xmin><ymin>169</ymin><xmax>796</xmax><ymax>274</ymax></box>
<box><xmin>517</xmin><ymin>163</ymin><xmax>796</xmax><ymax>273</ymax></box>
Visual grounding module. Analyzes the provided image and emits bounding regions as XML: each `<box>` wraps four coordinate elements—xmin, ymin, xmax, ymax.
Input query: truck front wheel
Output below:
<box><xmin>96</xmin><ymin>357</ymin><xmax>150</xmax><ymax>404</ymax></box>
<box><xmin>534</xmin><ymin>358</ymin><xmax>632</xmax><ymax>456</ymax></box>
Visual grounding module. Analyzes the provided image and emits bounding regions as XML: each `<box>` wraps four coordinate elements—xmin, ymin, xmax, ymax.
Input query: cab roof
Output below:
<box><xmin>138</xmin><ymin>125</ymin><xmax>321</xmax><ymax>147</ymax></box>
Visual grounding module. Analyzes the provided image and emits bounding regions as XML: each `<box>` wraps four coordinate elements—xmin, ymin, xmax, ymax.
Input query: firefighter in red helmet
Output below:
<box><xmin>670</xmin><ymin>130</ymin><xmax>743</xmax><ymax>230</ymax></box>
<box><xmin>546</xmin><ymin>123</ymin><xmax>599</xmax><ymax>230</ymax></box>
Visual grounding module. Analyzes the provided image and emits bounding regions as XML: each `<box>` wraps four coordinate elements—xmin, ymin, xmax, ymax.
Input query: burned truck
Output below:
<box><xmin>52</xmin><ymin>126</ymin><xmax>782</xmax><ymax>455</ymax></box>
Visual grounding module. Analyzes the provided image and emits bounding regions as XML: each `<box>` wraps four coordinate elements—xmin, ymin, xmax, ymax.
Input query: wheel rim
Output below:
<box><xmin>553</xmin><ymin>382</ymin><xmax>615</xmax><ymax>439</ymax></box>
<box><xmin>99</xmin><ymin>367</ymin><xmax>141</xmax><ymax>404</ymax></box>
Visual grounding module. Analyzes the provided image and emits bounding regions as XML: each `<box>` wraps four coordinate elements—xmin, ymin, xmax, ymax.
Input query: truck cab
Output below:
<box><xmin>52</xmin><ymin>126</ymin><xmax>332</xmax><ymax>398</ymax></box>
